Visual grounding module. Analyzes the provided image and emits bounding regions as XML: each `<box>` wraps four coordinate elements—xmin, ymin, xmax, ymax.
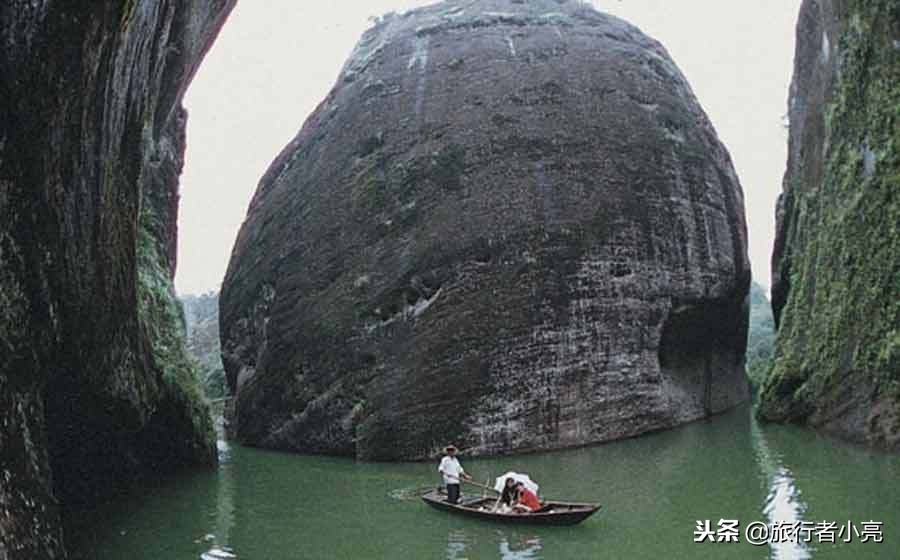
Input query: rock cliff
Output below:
<box><xmin>221</xmin><ymin>0</ymin><xmax>750</xmax><ymax>461</ymax></box>
<box><xmin>759</xmin><ymin>0</ymin><xmax>900</xmax><ymax>448</ymax></box>
<box><xmin>0</xmin><ymin>1</ymin><xmax>235</xmax><ymax>557</ymax></box>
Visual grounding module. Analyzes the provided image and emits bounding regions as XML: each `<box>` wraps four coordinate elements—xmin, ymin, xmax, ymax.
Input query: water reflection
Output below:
<box><xmin>497</xmin><ymin>531</ymin><xmax>542</xmax><ymax>559</ymax></box>
<box><xmin>750</xmin><ymin>417</ymin><xmax>811</xmax><ymax>560</ymax></box>
<box><xmin>445</xmin><ymin>528</ymin><xmax>543</xmax><ymax>560</ymax></box>
<box><xmin>446</xmin><ymin>529</ymin><xmax>469</xmax><ymax>559</ymax></box>
<box><xmin>215</xmin><ymin>440</ymin><xmax>236</xmax><ymax>543</ymax></box>
<box><xmin>202</xmin><ymin>438</ymin><xmax>237</xmax><ymax>559</ymax></box>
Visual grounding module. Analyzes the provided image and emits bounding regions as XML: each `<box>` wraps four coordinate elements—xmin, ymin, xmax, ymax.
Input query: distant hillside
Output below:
<box><xmin>747</xmin><ymin>281</ymin><xmax>775</xmax><ymax>396</ymax></box>
<box><xmin>181</xmin><ymin>291</ymin><xmax>228</xmax><ymax>399</ymax></box>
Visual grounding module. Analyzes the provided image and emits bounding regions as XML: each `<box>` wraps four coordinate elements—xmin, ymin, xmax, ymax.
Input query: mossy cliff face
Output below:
<box><xmin>0</xmin><ymin>1</ymin><xmax>235</xmax><ymax>557</ymax></box>
<box><xmin>759</xmin><ymin>0</ymin><xmax>900</xmax><ymax>449</ymax></box>
<box><xmin>221</xmin><ymin>0</ymin><xmax>750</xmax><ymax>461</ymax></box>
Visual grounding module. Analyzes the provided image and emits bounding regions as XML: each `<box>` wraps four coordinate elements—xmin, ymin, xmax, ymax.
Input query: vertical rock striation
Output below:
<box><xmin>221</xmin><ymin>0</ymin><xmax>750</xmax><ymax>461</ymax></box>
<box><xmin>0</xmin><ymin>1</ymin><xmax>235</xmax><ymax>557</ymax></box>
<box><xmin>759</xmin><ymin>0</ymin><xmax>900</xmax><ymax>449</ymax></box>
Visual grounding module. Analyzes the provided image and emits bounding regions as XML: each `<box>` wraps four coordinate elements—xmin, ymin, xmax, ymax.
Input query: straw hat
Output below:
<box><xmin>444</xmin><ymin>444</ymin><xmax>458</xmax><ymax>453</ymax></box>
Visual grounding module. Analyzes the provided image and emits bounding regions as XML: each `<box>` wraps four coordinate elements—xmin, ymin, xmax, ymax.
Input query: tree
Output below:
<box><xmin>181</xmin><ymin>291</ymin><xmax>228</xmax><ymax>399</ymax></box>
<box><xmin>746</xmin><ymin>281</ymin><xmax>776</xmax><ymax>397</ymax></box>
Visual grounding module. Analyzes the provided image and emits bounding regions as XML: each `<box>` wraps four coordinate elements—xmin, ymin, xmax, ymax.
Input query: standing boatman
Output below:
<box><xmin>438</xmin><ymin>444</ymin><xmax>471</xmax><ymax>504</ymax></box>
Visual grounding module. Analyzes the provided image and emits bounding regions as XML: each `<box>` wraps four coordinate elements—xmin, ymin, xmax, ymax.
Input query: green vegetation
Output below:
<box><xmin>137</xmin><ymin>203</ymin><xmax>216</xmax><ymax>454</ymax></box>
<box><xmin>181</xmin><ymin>291</ymin><xmax>229</xmax><ymax>400</ymax></box>
<box><xmin>119</xmin><ymin>0</ymin><xmax>137</xmax><ymax>31</ymax></box>
<box><xmin>758</xmin><ymin>0</ymin><xmax>900</xmax><ymax>444</ymax></box>
<box><xmin>746</xmin><ymin>282</ymin><xmax>775</xmax><ymax>397</ymax></box>
<box><xmin>351</xmin><ymin>150</ymin><xmax>388</xmax><ymax>212</ymax></box>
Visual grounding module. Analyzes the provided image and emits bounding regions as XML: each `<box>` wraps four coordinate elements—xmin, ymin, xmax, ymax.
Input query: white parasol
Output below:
<box><xmin>494</xmin><ymin>471</ymin><xmax>539</xmax><ymax>495</ymax></box>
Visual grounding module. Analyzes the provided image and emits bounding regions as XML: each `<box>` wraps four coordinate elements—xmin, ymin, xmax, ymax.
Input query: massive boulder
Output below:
<box><xmin>221</xmin><ymin>0</ymin><xmax>750</xmax><ymax>461</ymax></box>
<box><xmin>759</xmin><ymin>0</ymin><xmax>900</xmax><ymax>449</ymax></box>
<box><xmin>0</xmin><ymin>1</ymin><xmax>235</xmax><ymax>557</ymax></box>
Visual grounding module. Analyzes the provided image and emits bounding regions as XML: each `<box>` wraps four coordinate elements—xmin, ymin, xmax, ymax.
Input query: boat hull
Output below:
<box><xmin>421</xmin><ymin>490</ymin><xmax>600</xmax><ymax>526</ymax></box>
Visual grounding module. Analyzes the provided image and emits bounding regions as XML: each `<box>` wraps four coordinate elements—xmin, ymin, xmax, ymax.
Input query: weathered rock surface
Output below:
<box><xmin>759</xmin><ymin>0</ymin><xmax>900</xmax><ymax>449</ymax></box>
<box><xmin>0</xmin><ymin>1</ymin><xmax>235</xmax><ymax>557</ymax></box>
<box><xmin>221</xmin><ymin>0</ymin><xmax>750</xmax><ymax>461</ymax></box>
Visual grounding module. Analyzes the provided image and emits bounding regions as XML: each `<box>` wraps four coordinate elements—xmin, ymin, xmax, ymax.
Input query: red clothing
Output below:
<box><xmin>518</xmin><ymin>488</ymin><xmax>541</xmax><ymax>511</ymax></box>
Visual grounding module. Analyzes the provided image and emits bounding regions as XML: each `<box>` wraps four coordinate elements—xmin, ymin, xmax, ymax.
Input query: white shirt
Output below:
<box><xmin>438</xmin><ymin>456</ymin><xmax>464</xmax><ymax>484</ymax></box>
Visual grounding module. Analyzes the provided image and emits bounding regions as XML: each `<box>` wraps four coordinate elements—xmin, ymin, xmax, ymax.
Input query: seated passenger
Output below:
<box><xmin>493</xmin><ymin>477</ymin><xmax>518</xmax><ymax>513</ymax></box>
<box><xmin>512</xmin><ymin>482</ymin><xmax>541</xmax><ymax>513</ymax></box>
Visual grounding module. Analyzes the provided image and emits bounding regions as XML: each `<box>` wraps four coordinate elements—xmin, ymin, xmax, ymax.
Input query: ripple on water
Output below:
<box><xmin>388</xmin><ymin>485</ymin><xmax>438</xmax><ymax>500</ymax></box>
<box><xmin>200</xmin><ymin>545</ymin><xmax>237</xmax><ymax>560</ymax></box>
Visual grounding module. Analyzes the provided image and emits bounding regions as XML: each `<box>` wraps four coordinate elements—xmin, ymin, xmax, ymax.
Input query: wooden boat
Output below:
<box><xmin>421</xmin><ymin>489</ymin><xmax>601</xmax><ymax>526</ymax></box>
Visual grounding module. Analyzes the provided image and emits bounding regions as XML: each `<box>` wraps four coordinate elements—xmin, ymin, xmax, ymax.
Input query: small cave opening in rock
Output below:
<box><xmin>658</xmin><ymin>297</ymin><xmax>748</xmax><ymax>417</ymax></box>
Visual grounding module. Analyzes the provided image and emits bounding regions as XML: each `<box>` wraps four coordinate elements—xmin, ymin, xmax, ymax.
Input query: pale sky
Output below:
<box><xmin>177</xmin><ymin>0</ymin><xmax>802</xmax><ymax>295</ymax></box>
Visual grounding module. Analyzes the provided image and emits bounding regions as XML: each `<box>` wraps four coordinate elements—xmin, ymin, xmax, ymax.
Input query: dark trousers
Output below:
<box><xmin>446</xmin><ymin>483</ymin><xmax>460</xmax><ymax>504</ymax></box>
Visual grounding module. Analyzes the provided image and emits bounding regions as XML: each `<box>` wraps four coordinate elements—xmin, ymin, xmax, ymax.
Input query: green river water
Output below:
<box><xmin>69</xmin><ymin>406</ymin><xmax>897</xmax><ymax>559</ymax></box>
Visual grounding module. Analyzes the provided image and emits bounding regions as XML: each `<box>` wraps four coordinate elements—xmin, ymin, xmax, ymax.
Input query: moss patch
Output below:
<box><xmin>137</xmin><ymin>202</ymin><xmax>216</xmax><ymax>461</ymax></box>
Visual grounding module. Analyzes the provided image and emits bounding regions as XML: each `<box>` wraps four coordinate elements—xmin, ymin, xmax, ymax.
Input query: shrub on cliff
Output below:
<box><xmin>182</xmin><ymin>291</ymin><xmax>229</xmax><ymax>400</ymax></box>
<box><xmin>746</xmin><ymin>281</ymin><xmax>775</xmax><ymax>397</ymax></box>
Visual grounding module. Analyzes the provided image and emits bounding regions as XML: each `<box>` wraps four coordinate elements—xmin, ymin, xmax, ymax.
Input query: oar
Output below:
<box><xmin>461</xmin><ymin>478</ymin><xmax>500</xmax><ymax>495</ymax></box>
<box><xmin>463</xmin><ymin>478</ymin><xmax>511</xmax><ymax>512</ymax></box>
